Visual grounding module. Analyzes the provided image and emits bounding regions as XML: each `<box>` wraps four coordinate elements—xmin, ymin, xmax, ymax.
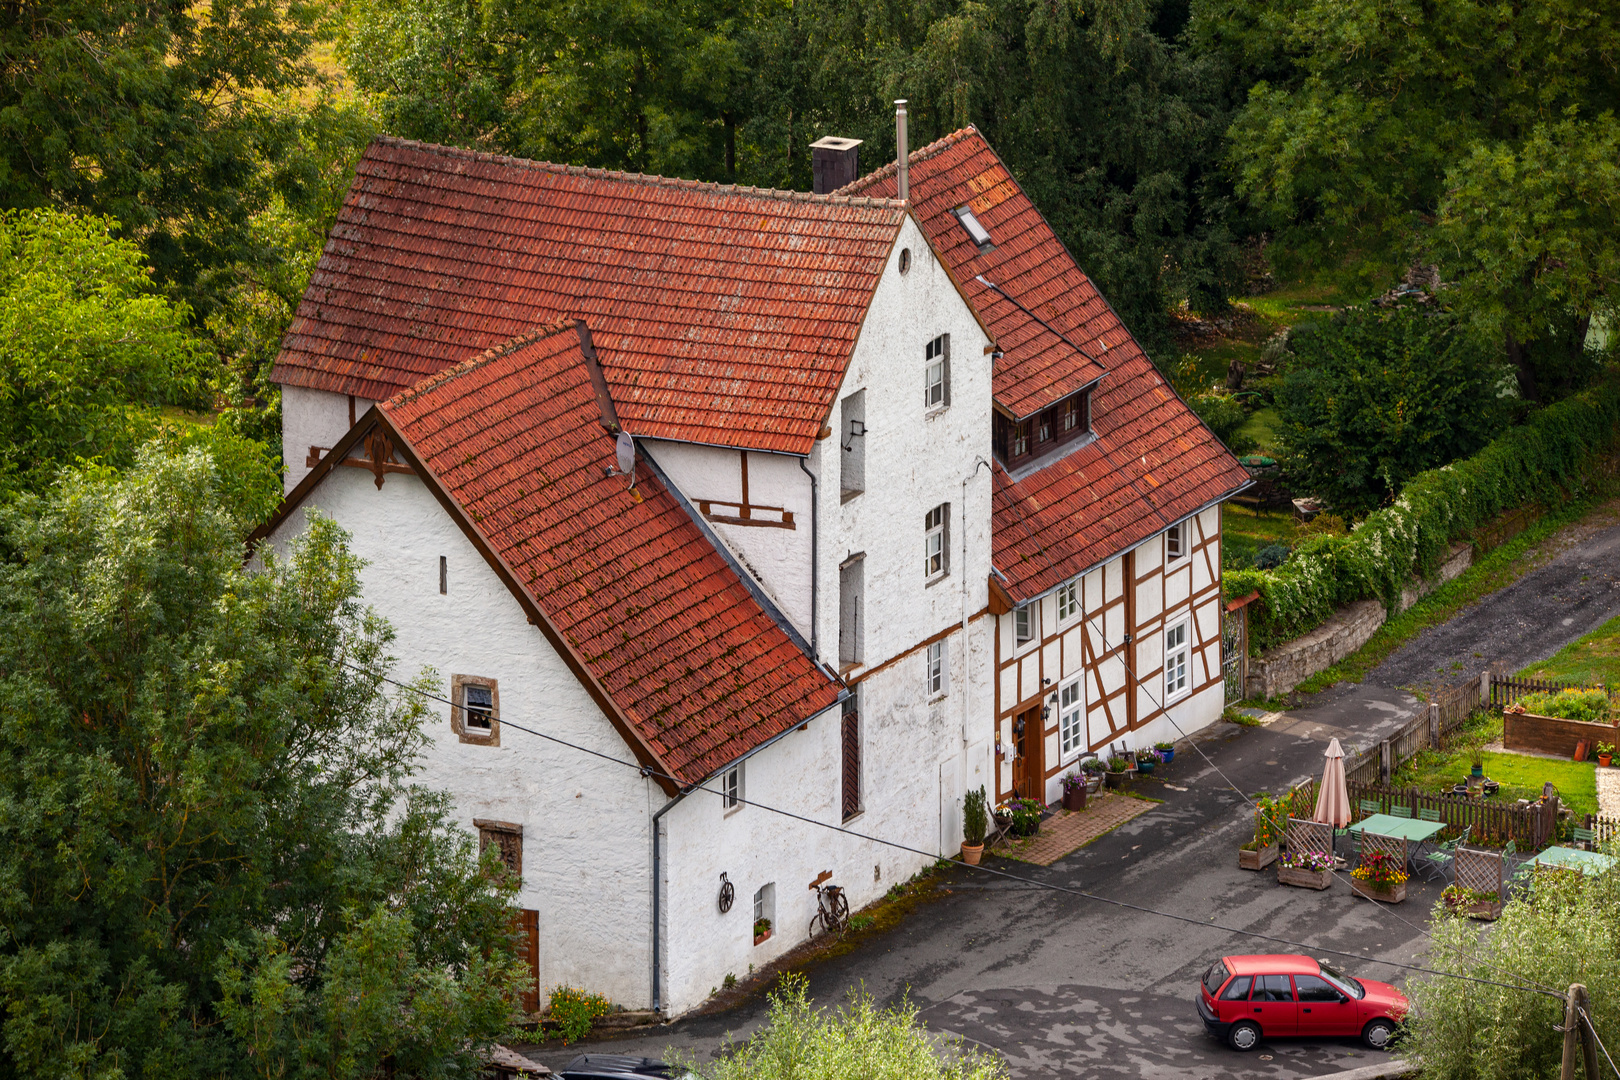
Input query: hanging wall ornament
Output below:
<box><xmin>718</xmin><ymin>872</ymin><xmax>735</xmax><ymax>914</ymax></box>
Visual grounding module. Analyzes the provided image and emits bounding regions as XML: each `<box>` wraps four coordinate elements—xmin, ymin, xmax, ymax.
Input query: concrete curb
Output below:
<box><xmin>1310</xmin><ymin>1060</ymin><xmax>1416</xmax><ymax>1080</ymax></box>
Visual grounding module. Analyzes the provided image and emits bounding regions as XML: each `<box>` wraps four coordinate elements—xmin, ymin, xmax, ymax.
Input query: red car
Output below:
<box><xmin>1197</xmin><ymin>954</ymin><xmax>1408</xmax><ymax>1052</ymax></box>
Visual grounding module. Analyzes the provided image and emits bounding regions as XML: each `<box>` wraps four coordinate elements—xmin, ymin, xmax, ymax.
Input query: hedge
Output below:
<box><xmin>1226</xmin><ymin>377</ymin><xmax>1620</xmax><ymax>653</ymax></box>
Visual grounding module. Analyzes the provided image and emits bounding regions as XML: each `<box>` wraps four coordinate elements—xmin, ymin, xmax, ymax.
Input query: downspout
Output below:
<box><xmin>650</xmin><ymin>786</ymin><xmax>691</xmax><ymax>1016</ymax></box>
<box><xmin>799</xmin><ymin>456</ymin><xmax>819</xmax><ymax>660</ymax></box>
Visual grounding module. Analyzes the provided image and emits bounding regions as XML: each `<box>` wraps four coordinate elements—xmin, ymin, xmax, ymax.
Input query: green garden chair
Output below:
<box><xmin>1573</xmin><ymin>827</ymin><xmax>1596</xmax><ymax>850</ymax></box>
<box><xmin>1422</xmin><ymin>826</ymin><xmax>1471</xmax><ymax>882</ymax></box>
<box><xmin>1359</xmin><ymin>799</ymin><xmax>1381</xmax><ymax>818</ymax></box>
<box><xmin>1391</xmin><ymin>805</ymin><xmax>1413</xmax><ymax>819</ymax></box>
<box><xmin>1419</xmin><ymin>808</ymin><xmax>1440</xmax><ymax>822</ymax></box>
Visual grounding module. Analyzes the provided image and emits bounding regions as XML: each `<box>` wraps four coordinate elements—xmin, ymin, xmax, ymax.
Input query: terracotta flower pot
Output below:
<box><xmin>961</xmin><ymin>842</ymin><xmax>983</xmax><ymax>865</ymax></box>
<box><xmin>1601</xmin><ymin>754</ymin><xmax>1614</xmax><ymax>768</ymax></box>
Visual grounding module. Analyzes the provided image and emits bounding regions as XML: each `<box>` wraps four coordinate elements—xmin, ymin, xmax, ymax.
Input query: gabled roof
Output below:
<box><xmin>272</xmin><ymin>136</ymin><xmax>908</xmax><ymax>455</ymax></box>
<box><xmin>257</xmin><ymin>320</ymin><xmax>841</xmax><ymax>786</ymax></box>
<box><xmin>841</xmin><ymin>129</ymin><xmax>1251</xmax><ymax>599</ymax></box>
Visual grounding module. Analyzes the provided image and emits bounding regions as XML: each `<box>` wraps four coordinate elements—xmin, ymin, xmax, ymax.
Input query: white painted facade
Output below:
<box><xmin>281</xmin><ymin>384</ymin><xmax>376</xmax><ymax>492</ymax></box>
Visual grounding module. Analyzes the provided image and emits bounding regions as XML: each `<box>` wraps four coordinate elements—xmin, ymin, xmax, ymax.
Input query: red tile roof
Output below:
<box><xmin>841</xmin><ymin>129</ymin><xmax>1251</xmax><ymax>599</ymax></box>
<box><xmin>274</xmin><ymin>137</ymin><xmax>907</xmax><ymax>455</ymax></box>
<box><xmin>381</xmin><ymin>321</ymin><xmax>841</xmax><ymax>783</ymax></box>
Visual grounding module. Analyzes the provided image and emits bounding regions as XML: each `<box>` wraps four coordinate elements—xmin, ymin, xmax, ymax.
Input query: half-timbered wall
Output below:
<box><xmin>992</xmin><ymin>505</ymin><xmax>1225</xmax><ymax>804</ymax></box>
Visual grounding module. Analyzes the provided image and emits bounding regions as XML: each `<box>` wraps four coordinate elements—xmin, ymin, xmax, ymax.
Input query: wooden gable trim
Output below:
<box><xmin>988</xmin><ymin>573</ymin><xmax>1016</xmax><ymax>616</ymax></box>
<box><xmin>247</xmin><ymin>411</ymin><xmax>387</xmax><ymax>550</ymax></box>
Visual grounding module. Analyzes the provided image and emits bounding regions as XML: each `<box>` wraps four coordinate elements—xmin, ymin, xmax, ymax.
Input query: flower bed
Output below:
<box><xmin>1350</xmin><ymin>849</ymin><xmax>1409</xmax><ymax>903</ymax></box>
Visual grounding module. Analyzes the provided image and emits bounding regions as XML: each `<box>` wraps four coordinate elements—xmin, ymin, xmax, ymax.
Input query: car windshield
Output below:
<box><xmin>1317</xmin><ymin>961</ymin><xmax>1365</xmax><ymax>999</ymax></box>
<box><xmin>1203</xmin><ymin>960</ymin><xmax>1231</xmax><ymax>998</ymax></box>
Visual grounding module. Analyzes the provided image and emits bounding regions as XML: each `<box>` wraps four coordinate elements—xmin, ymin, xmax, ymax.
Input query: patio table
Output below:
<box><xmin>1346</xmin><ymin>814</ymin><xmax>1447</xmax><ymax>873</ymax></box>
<box><xmin>1532</xmin><ymin>846</ymin><xmax>1618</xmax><ymax>874</ymax></box>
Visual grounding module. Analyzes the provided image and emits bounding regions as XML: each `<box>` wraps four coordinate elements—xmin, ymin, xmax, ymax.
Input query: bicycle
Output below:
<box><xmin>807</xmin><ymin>872</ymin><xmax>849</xmax><ymax>937</ymax></box>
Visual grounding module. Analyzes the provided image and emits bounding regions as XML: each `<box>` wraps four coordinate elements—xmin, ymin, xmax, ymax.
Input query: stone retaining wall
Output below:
<box><xmin>1247</xmin><ymin>542</ymin><xmax>1473</xmax><ymax>698</ymax></box>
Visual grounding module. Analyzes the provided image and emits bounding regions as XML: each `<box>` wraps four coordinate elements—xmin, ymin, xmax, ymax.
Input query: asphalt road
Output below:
<box><xmin>524</xmin><ymin>505</ymin><xmax>1620</xmax><ymax>1079</ymax></box>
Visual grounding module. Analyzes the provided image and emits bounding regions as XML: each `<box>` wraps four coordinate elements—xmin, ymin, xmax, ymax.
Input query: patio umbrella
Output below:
<box><xmin>1315</xmin><ymin>737</ymin><xmax>1353</xmax><ymax>839</ymax></box>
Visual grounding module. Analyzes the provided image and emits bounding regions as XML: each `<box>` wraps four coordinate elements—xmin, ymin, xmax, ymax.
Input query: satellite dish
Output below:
<box><xmin>615</xmin><ymin>431</ymin><xmax>635</xmax><ymax>478</ymax></box>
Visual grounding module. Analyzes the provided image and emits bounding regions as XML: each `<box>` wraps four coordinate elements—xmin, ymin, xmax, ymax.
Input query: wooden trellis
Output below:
<box><xmin>1357</xmin><ymin>831</ymin><xmax>1408</xmax><ymax>871</ymax></box>
<box><xmin>1453</xmin><ymin>846</ymin><xmax>1504</xmax><ymax>895</ymax></box>
<box><xmin>1286</xmin><ymin>817</ymin><xmax>1333</xmax><ymax>860</ymax></box>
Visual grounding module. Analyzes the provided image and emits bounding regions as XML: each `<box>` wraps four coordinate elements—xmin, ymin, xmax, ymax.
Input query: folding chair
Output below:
<box><xmin>1573</xmin><ymin>827</ymin><xmax>1596</xmax><ymax>851</ymax></box>
<box><xmin>1391</xmin><ymin>805</ymin><xmax>1413</xmax><ymax>819</ymax></box>
<box><xmin>1422</xmin><ymin>826</ymin><xmax>1471</xmax><ymax>883</ymax></box>
<box><xmin>1419</xmin><ymin>808</ymin><xmax>1440</xmax><ymax>822</ymax></box>
<box><xmin>1359</xmin><ymin>799</ymin><xmax>1381</xmax><ymax>817</ymax></box>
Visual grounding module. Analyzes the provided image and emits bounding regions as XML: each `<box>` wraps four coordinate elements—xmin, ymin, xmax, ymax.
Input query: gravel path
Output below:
<box><xmin>1598</xmin><ymin>767</ymin><xmax>1620</xmax><ymax>819</ymax></box>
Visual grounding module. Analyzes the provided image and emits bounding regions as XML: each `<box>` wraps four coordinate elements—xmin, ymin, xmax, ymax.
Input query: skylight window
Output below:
<box><xmin>953</xmin><ymin>206</ymin><xmax>993</xmax><ymax>250</ymax></box>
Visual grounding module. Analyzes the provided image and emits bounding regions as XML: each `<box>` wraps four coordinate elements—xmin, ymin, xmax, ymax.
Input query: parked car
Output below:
<box><xmin>1196</xmin><ymin>953</ymin><xmax>1408</xmax><ymax>1052</ymax></box>
<box><xmin>556</xmin><ymin>1056</ymin><xmax>676</xmax><ymax>1080</ymax></box>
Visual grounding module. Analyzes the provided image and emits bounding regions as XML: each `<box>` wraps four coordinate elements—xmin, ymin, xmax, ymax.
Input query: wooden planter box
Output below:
<box><xmin>1350</xmin><ymin>878</ymin><xmax>1407</xmax><ymax>903</ymax></box>
<box><xmin>1278</xmin><ymin>865</ymin><xmax>1333</xmax><ymax>890</ymax></box>
<box><xmin>1239</xmin><ymin>843</ymin><xmax>1279</xmax><ymax>870</ymax></box>
<box><xmin>753</xmin><ymin>930</ymin><xmax>772</xmax><ymax>946</ymax></box>
<box><xmin>1462</xmin><ymin>899</ymin><xmax>1503</xmax><ymax>921</ymax></box>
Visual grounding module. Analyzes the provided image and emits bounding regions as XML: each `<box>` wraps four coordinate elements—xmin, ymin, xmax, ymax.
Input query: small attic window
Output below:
<box><xmin>953</xmin><ymin>206</ymin><xmax>993</xmax><ymax>251</ymax></box>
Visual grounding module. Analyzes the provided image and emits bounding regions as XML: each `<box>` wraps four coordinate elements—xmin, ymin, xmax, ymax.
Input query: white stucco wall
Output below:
<box><xmin>281</xmin><ymin>384</ymin><xmax>375</xmax><ymax>492</ymax></box>
<box><xmin>262</xmin><ymin>465</ymin><xmax>664</xmax><ymax>1007</ymax></box>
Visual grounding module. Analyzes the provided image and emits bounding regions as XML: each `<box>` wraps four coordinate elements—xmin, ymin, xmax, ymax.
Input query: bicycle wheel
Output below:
<box><xmin>808</xmin><ymin>910</ymin><xmax>824</xmax><ymax>938</ymax></box>
<box><xmin>832</xmin><ymin>891</ymin><xmax>849</xmax><ymax>932</ymax></box>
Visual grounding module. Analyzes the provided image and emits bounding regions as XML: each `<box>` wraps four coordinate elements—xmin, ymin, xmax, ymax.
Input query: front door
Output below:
<box><xmin>1011</xmin><ymin>706</ymin><xmax>1045</xmax><ymax>801</ymax></box>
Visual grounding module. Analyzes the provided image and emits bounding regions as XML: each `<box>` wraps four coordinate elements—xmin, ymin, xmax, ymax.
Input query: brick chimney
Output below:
<box><xmin>810</xmin><ymin>137</ymin><xmax>863</xmax><ymax>195</ymax></box>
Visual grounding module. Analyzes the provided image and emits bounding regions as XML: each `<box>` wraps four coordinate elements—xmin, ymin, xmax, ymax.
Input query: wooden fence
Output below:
<box><xmin>1348</xmin><ymin>782</ymin><xmax>1562</xmax><ymax>848</ymax></box>
<box><xmin>1488</xmin><ymin>673</ymin><xmax>1608</xmax><ymax>705</ymax></box>
<box><xmin>1581</xmin><ymin>815</ymin><xmax>1620</xmax><ymax>847</ymax></box>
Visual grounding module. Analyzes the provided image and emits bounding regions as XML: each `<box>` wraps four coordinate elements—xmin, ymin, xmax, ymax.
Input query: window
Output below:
<box><xmin>1014</xmin><ymin>604</ymin><xmax>1034</xmax><ymax>647</ymax></box>
<box><xmin>840</xmin><ymin>390</ymin><xmax>865</xmax><ymax>500</ymax></box>
<box><xmin>450</xmin><ymin>675</ymin><xmax>500</xmax><ymax>745</ymax></box>
<box><xmin>838</xmin><ymin>557</ymin><xmax>864</xmax><ymax>666</ymax></box>
<box><xmin>926</xmin><ymin>641</ymin><xmax>946</xmax><ymax>697</ymax></box>
<box><xmin>722</xmin><ymin>764</ymin><xmax>743</xmax><ymax>811</ymax></box>
<box><xmin>1165</xmin><ymin>621</ymin><xmax>1189</xmax><ymax>698</ymax></box>
<box><xmin>924</xmin><ymin>334</ymin><xmax>950</xmax><ymax>409</ymax></box>
<box><xmin>1203</xmin><ymin>961</ymin><xmax>1232</xmax><ymax>998</ymax></box>
<box><xmin>1057</xmin><ymin>577</ymin><xmax>1080</xmax><ymax>622</ymax></box>
<box><xmin>439</xmin><ymin>555</ymin><xmax>447</xmax><ymax>594</ymax></box>
<box><xmin>1012</xmin><ymin>421</ymin><xmax>1030</xmax><ymax>458</ymax></box>
<box><xmin>924</xmin><ymin>503</ymin><xmax>949</xmax><ymax>579</ymax></box>
<box><xmin>752</xmin><ymin>882</ymin><xmax>776</xmax><ymax>942</ymax></box>
<box><xmin>1059</xmin><ymin>679</ymin><xmax>1083</xmax><ymax>758</ymax></box>
<box><xmin>1255</xmin><ymin>975</ymin><xmax>1295</xmax><ymax>1002</ymax></box>
<box><xmin>899</xmin><ymin>247</ymin><xmax>912</xmax><ymax>274</ymax></box>
<box><xmin>1220</xmin><ymin>976</ymin><xmax>1254</xmax><ymax>1001</ymax></box>
<box><xmin>991</xmin><ymin>389</ymin><xmax>1092</xmax><ymax>468</ymax></box>
<box><xmin>1294</xmin><ymin>975</ymin><xmax>1342</xmax><ymax>1002</ymax></box>
<box><xmin>953</xmin><ymin>206</ymin><xmax>994</xmax><ymax>250</ymax></box>
<box><xmin>475</xmin><ymin>819</ymin><xmax>522</xmax><ymax>878</ymax></box>
<box><xmin>1166</xmin><ymin>522</ymin><xmax>1184</xmax><ymax>559</ymax></box>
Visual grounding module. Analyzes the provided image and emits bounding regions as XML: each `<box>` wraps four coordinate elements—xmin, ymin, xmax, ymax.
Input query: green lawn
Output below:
<box><xmin>1519</xmin><ymin>614</ymin><xmax>1620</xmax><ymax>687</ymax></box>
<box><xmin>1391</xmin><ymin>711</ymin><xmax>1599</xmax><ymax>819</ymax></box>
<box><xmin>1234</xmin><ymin>406</ymin><xmax>1282</xmax><ymax>454</ymax></box>
<box><xmin>1222</xmin><ymin>503</ymin><xmax>1298</xmax><ymax>574</ymax></box>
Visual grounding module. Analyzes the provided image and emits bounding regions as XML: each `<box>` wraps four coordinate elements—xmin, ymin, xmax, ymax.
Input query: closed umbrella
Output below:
<box><xmin>1315</xmin><ymin>737</ymin><xmax>1352</xmax><ymax>864</ymax></box>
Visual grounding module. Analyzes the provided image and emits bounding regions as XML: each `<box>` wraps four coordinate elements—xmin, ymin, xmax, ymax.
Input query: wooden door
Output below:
<box><xmin>1011</xmin><ymin>706</ymin><xmax>1044</xmax><ymax>801</ymax></box>
<box><xmin>513</xmin><ymin>908</ymin><xmax>540</xmax><ymax>1014</ymax></box>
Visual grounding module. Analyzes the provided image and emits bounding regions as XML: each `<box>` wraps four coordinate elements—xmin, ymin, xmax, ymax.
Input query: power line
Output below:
<box><xmin>347</xmin><ymin>661</ymin><xmax>1566</xmax><ymax>1003</ymax></box>
<box><xmin>1581</xmin><ymin>1007</ymin><xmax>1620</xmax><ymax>1080</ymax></box>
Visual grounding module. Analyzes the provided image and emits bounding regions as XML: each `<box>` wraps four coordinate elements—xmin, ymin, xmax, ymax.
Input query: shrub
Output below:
<box><xmin>962</xmin><ymin>786</ymin><xmax>988</xmax><ymax>846</ymax></box>
<box><xmin>1226</xmin><ymin>376</ymin><xmax>1620</xmax><ymax>652</ymax></box>
<box><xmin>1188</xmin><ymin>392</ymin><xmax>1256</xmax><ymax>454</ymax></box>
<box><xmin>1517</xmin><ymin>689</ymin><xmax>1612</xmax><ymax>724</ymax></box>
<box><xmin>548</xmin><ymin>985</ymin><xmax>614</xmax><ymax>1044</ymax></box>
<box><xmin>676</xmin><ymin>973</ymin><xmax>1007</xmax><ymax>1080</ymax></box>
<box><xmin>1254</xmin><ymin>542</ymin><xmax>1290</xmax><ymax>569</ymax></box>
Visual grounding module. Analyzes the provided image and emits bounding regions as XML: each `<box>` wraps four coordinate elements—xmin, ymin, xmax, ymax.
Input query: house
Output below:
<box><xmin>251</xmin><ymin>114</ymin><xmax>1247</xmax><ymax>1017</ymax></box>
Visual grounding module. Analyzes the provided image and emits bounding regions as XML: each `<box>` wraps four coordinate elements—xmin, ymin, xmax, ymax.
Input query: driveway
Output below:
<box><xmin>523</xmin><ymin>506</ymin><xmax>1620</xmax><ymax>1078</ymax></box>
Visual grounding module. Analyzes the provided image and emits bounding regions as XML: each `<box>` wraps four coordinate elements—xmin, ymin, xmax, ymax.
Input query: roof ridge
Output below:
<box><xmin>831</xmin><ymin>126</ymin><xmax>981</xmax><ymax>196</ymax></box>
<box><xmin>371</xmin><ymin>135</ymin><xmax>909</xmax><ymax>211</ymax></box>
<box><xmin>384</xmin><ymin>317</ymin><xmax>579</xmax><ymax>409</ymax></box>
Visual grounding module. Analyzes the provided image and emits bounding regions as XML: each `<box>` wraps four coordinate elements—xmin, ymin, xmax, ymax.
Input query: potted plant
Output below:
<box><xmin>1005</xmin><ymin>797</ymin><xmax>1044</xmax><ymax>837</ymax></box>
<box><xmin>1105</xmin><ymin>755</ymin><xmax>1131</xmax><ymax>789</ymax></box>
<box><xmin>1154</xmin><ymin>740</ymin><xmax>1175</xmax><ymax>765</ymax></box>
<box><xmin>753</xmin><ymin>918</ymin><xmax>772</xmax><ymax>945</ymax></box>
<box><xmin>1061</xmin><ymin>772</ymin><xmax>1088</xmax><ymax>812</ymax></box>
<box><xmin>1239</xmin><ymin>793</ymin><xmax>1284</xmax><ymax>870</ymax></box>
<box><xmin>1599</xmin><ymin>742</ymin><xmax>1615</xmax><ymax>768</ymax></box>
<box><xmin>961</xmin><ymin>786</ymin><xmax>988</xmax><ymax>865</ymax></box>
<box><xmin>1135</xmin><ymin>748</ymin><xmax>1160</xmax><ymax>776</ymax></box>
<box><xmin>1441</xmin><ymin>885</ymin><xmax>1503</xmax><ymax>921</ymax></box>
<box><xmin>1278</xmin><ymin>849</ymin><xmax>1333</xmax><ymax>890</ymax></box>
<box><xmin>1349</xmin><ymin>849</ymin><xmax>1409</xmax><ymax>902</ymax></box>
<box><xmin>1469</xmin><ymin>746</ymin><xmax>1484</xmax><ymax>780</ymax></box>
<box><xmin>1080</xmin><ymin>756</ymin><xmax>1106</xmax><ymax>793</ymax></box>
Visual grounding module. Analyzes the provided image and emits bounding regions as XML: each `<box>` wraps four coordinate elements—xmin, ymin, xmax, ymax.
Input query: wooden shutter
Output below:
<box><xmin>512</xmin><ymin>908</ymin><xmax>540</xmax><ymax>1014</ymax></box>
<box><xmin>841</xmin><ymin>706</ymin><xmax>861</xmax><ymax>821</ymax></box>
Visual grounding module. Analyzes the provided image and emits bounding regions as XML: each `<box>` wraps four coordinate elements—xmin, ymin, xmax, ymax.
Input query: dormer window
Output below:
<box><xmin>993</xmin><ymin>387</ymin><xmax>1094</xmax><ymax>468</ymax></box>
<box><xmin>953</xmin><ymin>206</ymin><xmax>994</xmax><ymax>252</ymax></box>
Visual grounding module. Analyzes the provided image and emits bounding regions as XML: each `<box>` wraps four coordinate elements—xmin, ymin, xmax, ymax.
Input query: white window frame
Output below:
<box><xmin>1167</xmin><ymin>521</ymin><xmax>1185</xmax><ymax>560</ymax></box>
<box><xmin>924</xmin><ymin>503</ymin><xmax>949</xmax><ymax>580</ymax></box>
<box><xmin>450</xmin><ymin>674</ymin><xmax>500</xmax><ymax>745</ymax></box>
<box><xmin>1013</xmin><ymin>603</ymin><xmax>1034</xmax><ymax>649</ymax></box>
<box><xmin>1056</xmin><ymin>577</ymin><xmax>1080</xmax><ymax>624</ymax></box>
<box><xmin>1165</xmin><ymin>619</ymin><xmax>1190</xmax><ymax>701</ymax></box>
<box><xmin>722</xmin><ymin>763</ymin><xmax>743</xmax><ymax>813</ymax></box>
<box><xmin>924</xmin><ymin>334</ymin><xmax>950</xmax><ymax>409</ymax></box>
<box><xmin>926</xmin><ymin>640</ymin><xmax>946</xmax><ymax>697</ymax></box>
<box><xmin>1058</xmin><ymin>677</ymin><xmax>1085</xmax><ymax>760</ymax></box>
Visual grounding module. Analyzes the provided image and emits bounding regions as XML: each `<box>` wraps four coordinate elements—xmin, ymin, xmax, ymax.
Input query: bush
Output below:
<box><xmin>1254</xmin><ymin>543</ymin><xmax>1290</xmax><ymax>569</ymax></box>
<box><xmin>1517</xmin><ymin>689</ymin><xmax>1612</xmax><ymax>724</ymax></box>
<box><xmin>676</xmin><ymin>974</ymin><xmax>1007</xmax><ymax>1080</ymax></box>
<box><xmin>1188</xmin><ymin>392</ymin><xmax>1258</xmax><ymax>456</ymax></box>
<box><xmin>1276</xmin><ymin>306</ymin><xmax>1513</xmax><ymax>513</ymax></box>
<box><xmin>548</xmin><ymin>985</ymin><xmax>614</xmax><ymax>1044</ymax></box>
<box><xmin>962</xmin><ymin>786</ymin><xmax>988</xmax><ymax>846</ymax></box>
<box><xmin>1226</xmin><ymin>376</ymin><xmax>1620</xmax><ymax>652</ymax></box>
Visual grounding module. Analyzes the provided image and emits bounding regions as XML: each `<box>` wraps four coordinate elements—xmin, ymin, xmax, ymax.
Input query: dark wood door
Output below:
<box><xmin>1011</xmin><ymin>706</ymin><xmax>1044</xmax><ymax>801</ymax></box>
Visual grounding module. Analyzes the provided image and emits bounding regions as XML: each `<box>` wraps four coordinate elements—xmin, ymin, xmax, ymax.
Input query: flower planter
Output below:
<box><xmin>960</xmin><ymin>842</ymin><xmax>983</xmax><ymax>866</ymax></box>
<box><xmin>1105</xmin><ymin>770</ymin><xmax>1129</xmax><ymax>789</ymax></box>
<box><xmin>753</xmin><ymin>930</ymin><xmax>772</xmax><ymax>946</ymax></box>
<box><xmin>1159</xmin><ymin>748</ymin><xmax>1175</xmax><ymax>764</ymax></box>
<box><xmin>1136</xmin><ymin>759</ymin><xmax>1156</xmax><ymax>775</ymax></box>
<box><xmin>1278</xmin><ymin>865</ymin><xmax>1333</xmax><ymax>890</ymax></box>
<box><xmin>1462</xmin><ymin>898</ymin><xmax>1503</xmax><ymax>921</ymax></box>
<box><xmin>1239</xmin><ymin>843</ymin><xmax>1279</xmax><ymax>871</ymax></box>
<box><xmin>1601</xmin><ymin>754</ymin><xmax>1614</xmax><ymax>768</ymax></box>
<box><xmin>1350</xmin><ymin>878</ymin><xmax>1407</xmax><ymax>903</ymax></box>
<box><xmin>1063</xmin><ymin>786</ymin><xmax>1088</xmax><ymax>812</ymax></box>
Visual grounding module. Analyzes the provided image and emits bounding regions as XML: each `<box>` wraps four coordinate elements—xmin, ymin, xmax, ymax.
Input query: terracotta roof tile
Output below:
<box><xmin>382</xmin><ymin>322</ymin><xmax>840</xmax><ymax>782</ymax></box>
<box><xmin>842</xmin><ymin>129</ymin><xmax>1251</xmax><ymax>598</ymax></box>
<box><xmin>277</xmin><ymin>137</ymin><xmax>906</xmax><ymax>455</ymax></box>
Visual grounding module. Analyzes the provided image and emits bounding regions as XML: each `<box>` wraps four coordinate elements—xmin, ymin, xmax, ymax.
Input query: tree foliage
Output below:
<box><xmin>1275</xmin><ymin>306</ymin><xmax>1512</xmax><ymax>513</ymax></box>
<box><xmin>0</xmin><ymin>448</ymin><xmax>525</xmax><ymax>1080</ymax></box>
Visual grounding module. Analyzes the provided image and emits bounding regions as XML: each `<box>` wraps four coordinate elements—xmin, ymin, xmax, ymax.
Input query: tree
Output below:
<box><xmin>0</xmin><ymin>448</ymin><xmax>525</xmax><ymax>1080</ymax></box>
<box><xmin>1210</xmin><ymin>0</ymin><xmax>1620</xmax><ymax>398</ymax></box>
<box><xmin>1273</xmin><ymin>305</ymin><xmax>1512</xmax><ymax>513</ymax></box>
<box><xmin>1409</xmin><ymin>869</ymin><xmax>1619</xmax><ymax>1080</ymax></box>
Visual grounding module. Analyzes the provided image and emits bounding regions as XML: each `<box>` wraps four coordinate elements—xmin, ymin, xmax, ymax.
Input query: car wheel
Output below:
<box><xmin>1227</xmin><ymin>1021</ymin><xmax>1261</xmax><ymax>1052</ymax></box>
<box><xmin>1362</xmin><ymin>1018</ymin><xmax>1396</xmax><ymax>1050</ymax></box>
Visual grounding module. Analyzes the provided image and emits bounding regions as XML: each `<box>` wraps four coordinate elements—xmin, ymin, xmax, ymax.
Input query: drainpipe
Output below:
<box><xmin>799</xmin><ymin>456</ymin><xmax>819</xmax><ymax>660</ymax></box>
<box><xmin>649</xmin><ymin>786</ymin><xmax>691</xmax><ymax>1016</ymax></box>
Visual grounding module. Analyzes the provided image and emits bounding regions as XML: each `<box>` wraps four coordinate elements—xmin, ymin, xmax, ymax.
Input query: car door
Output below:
<box><xmin>1249</xmin><ymin>974</ymin><xmax>1297</xmax><ymax>1036</ymax></box>
<box><xmin>1216</xmin><ymin>975</ymin><xmax>1254</xmax><ymax>1026</ymax></box>
<box><xmin>1294</xmin><ymin>974</ymin><xmax>1356</xmax><ymax>1036</ymax></box>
